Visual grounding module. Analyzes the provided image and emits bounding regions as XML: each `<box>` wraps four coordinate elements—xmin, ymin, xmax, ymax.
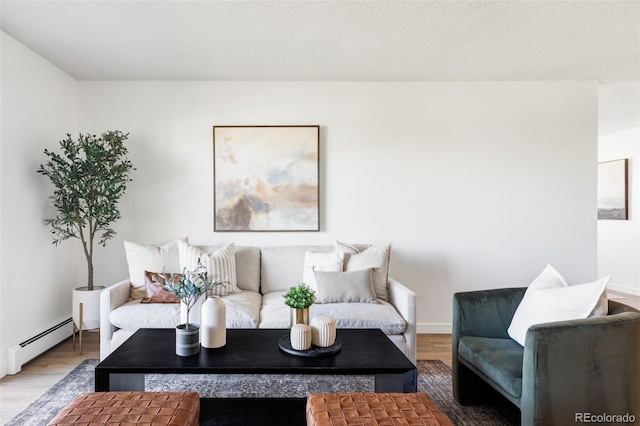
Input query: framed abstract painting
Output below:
<box><xmin>213</xmin><ymin>125</ymin><xmax>320</xmax><ymax>231</ymax></box>
<box><xmin>598</xmin><ymin>159</ymin><xmax>628</xmax><ymax>220</ymax></box>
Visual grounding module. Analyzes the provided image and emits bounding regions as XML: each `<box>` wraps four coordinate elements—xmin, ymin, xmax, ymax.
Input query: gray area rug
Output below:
<box><xmin>6</xmin><ymin>359</ymin><xmax>519</xmax><ymax>426</ymax></box>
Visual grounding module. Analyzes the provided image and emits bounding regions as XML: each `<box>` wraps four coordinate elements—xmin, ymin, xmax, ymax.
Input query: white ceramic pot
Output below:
<box><xmin>290</xmin><ymin>324</ymin><xmax>312</xmax><ymax>351</ymax></box>
<box><xmin>310</xmin><ymin>316</ymin><xmax>337</xmax><ymax>347</ymax></box>
<box><xmin>72</xmin><ymin>286</ymin><xmax>105</xmax><ymax>330</ymax></box>
<box><xmin>201</xmin><ymin>296</ymin><xmax>226</xmax><ymax>348</ymax></box>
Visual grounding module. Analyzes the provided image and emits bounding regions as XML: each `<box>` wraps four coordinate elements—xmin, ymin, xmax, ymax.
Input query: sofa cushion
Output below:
<box><xmin>337</xmin><ymin>241</ymin><xmax>392</xmax><ymax>301</ymax></box>
<box><xmin>314</xmin><ymin>269</ymin><xmax>378</xmax><ymax>304</ymax></box>
<box><xmin>222</xmin><ymin>290</ymin><xmax>262</xmax><ymax>328</ymax></box>
<box><xmin>124</xmin><ymin>238</ymin><xmax>186</xmax><ymax>300</ymax></box>
<box><xmin>507</xmin><ymin>265</ymin><xmax>610</xmax><ymax>346</ymax></box>
<box><xmin>260</xmin><ymin>246</ymin><xmax>333</xmax><ymax>293</ymax></box>
<box><xmin>140</xmin><ymin>271</ymin><xmax>181</xmax><ymax>303</ymax></box>
<box><xmin>111</xmin><ymin>299</ymin><xmax>181</xmax><ymax>330</ymax></box>
<box><xmin>458</xmin><ymin>336</ymin><xmax>524</xmax><ymax>398</ymax></box>
<box><xmin>110</xmin><ymin>291</ymin><xmax>262</xmax><ymax>330</ymax></box>
<box><xmin>258</xmin><ymin>291</ymin><xmax>406</xmax><ymax>334</ymax></box>
<box><xmin>302</xmin><ymin>250</ymin><xmax>344</xmax><ymax>291</ymax></box>
<box><xmin>199</xmin><ymin>245</ymin><xmax>261</xmax><ymax>293</ymax></box>
<box><xmin>178</xmin><ymin>241</ymin><xmax>239</xmax><ymax>295</ymax></box>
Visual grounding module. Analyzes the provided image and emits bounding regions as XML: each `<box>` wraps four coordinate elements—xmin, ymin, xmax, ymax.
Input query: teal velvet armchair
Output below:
<box><xmin>453</xmin><ymin>288</ymin><xmax>640</xmax><ymax>426</ymax></box>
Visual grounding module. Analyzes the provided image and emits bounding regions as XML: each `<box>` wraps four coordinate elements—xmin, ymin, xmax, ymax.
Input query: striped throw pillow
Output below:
<box><xmin>178</xmin><ymin>240</ymin><xmax>239</xmax><ymax>296</ymax></box>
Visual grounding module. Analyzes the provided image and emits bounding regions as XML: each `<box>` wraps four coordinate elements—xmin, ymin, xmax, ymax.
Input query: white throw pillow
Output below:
<box><xmin>302</xmin><ymin>251</ymin><xmax>344</xmax><ymax>291</ymax></box>
<box><xmin>124</xmin><ymin>238</ymin><xmax>186</xmax><ymax>299</ymax></box>
<box><xmin>507</xmin><ymin>265</ymin><xmax>610</xmax><ymax>346</ymax></box>
<box><xmin>178</xmin><ymin>240</ymin><xmax>239</xmax><ymax>296</ymax></box>
<box><xmin>336</xmin><ymin>241</ymin><xmax>392</xmax><ymax>301</ymax></box>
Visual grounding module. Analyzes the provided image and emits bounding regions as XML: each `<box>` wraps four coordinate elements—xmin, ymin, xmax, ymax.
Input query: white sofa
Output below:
<box><xmin>100</xmin><ymin>244</ymin><xmax>416</xmax><ymax>363</ymax></box>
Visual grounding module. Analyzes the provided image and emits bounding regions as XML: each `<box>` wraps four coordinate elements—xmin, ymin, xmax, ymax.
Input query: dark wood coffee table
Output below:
<box><xmin>95</xmin><ymin>328</ymin><xmax>416</xmax><ymax>393</ymax></box>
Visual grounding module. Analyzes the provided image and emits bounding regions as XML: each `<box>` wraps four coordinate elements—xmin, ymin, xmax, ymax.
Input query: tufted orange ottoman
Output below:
<box><xmin>47</xmin><ymin>391</ymin><xmax>199</xmax><ymax>426</ymax></box>
<box><xmin>306</xmin><ymin>392</ymin><xmax>452</xmax><ymax>426</ymax></box>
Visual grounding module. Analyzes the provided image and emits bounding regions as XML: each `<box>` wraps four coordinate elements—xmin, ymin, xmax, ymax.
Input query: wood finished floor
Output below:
<box><xmin>1</xmin><ymin>290</ymin><xmax>638</xmax><ymax>424</ymax></box>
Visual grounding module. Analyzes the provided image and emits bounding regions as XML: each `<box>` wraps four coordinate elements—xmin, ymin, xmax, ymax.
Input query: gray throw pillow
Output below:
<box><xmin>314</xmin><ymin>269</ymin><xmax>378</xmax><ymax>304</ymax></box>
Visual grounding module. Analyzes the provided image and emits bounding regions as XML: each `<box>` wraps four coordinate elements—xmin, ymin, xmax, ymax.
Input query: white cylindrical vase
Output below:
<box><xmin>180</xmin><ymin>293</ymin><xmax>205</xmax><ymax>325</ymax></box>
<box><xmin>290</xmin><ymin>324</ymin><xmax>312</xmax><ymax>351</ymax></box>
<box><xmin>201</xmin><ymin>296</ymin><xmax>226</xmax><ymax>348</ymax></box>
<box><xmin>310</xmin><ymin>316</ymin><xmax>336</xmax><ymax>347</ymax></box>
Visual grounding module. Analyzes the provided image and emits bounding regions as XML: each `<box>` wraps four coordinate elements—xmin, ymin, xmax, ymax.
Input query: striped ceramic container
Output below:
<box><xmin>310</xmin><ymin>316</ymin><xmax>336</xmax><ymax>347</ymax></box>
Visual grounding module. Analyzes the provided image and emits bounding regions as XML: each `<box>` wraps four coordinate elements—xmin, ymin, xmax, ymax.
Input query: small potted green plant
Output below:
<box><xmin>163</xmin><ymin>260</ymin><xmax>208</xmax><ymax>356</ymax></box>
<box><xmin>283</xmin><ymin>283</ymin><xmax>316</xmax><ymax>326</ymax></box>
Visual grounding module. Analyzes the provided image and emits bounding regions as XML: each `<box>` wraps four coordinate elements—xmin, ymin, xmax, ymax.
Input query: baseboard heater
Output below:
<box><xmin>6</xmin><ymin>318</ymin><xmax>73</xmax><ymax>375</ymax></box>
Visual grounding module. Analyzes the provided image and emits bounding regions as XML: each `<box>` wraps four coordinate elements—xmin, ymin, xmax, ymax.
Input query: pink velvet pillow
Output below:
<box><xmin>140</xmin><ymin>271</ymin><xmax>182</xmax><ymax>303</ymax></box>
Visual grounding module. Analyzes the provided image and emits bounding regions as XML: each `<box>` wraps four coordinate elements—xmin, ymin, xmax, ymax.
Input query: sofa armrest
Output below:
<box><xmin>521</xmin><ymin>304</ymin><xmax>640</xmax><ymax>424</ymax></box>
<box><xmin>388</xmin><ymin>277</ymin><xmax>416</xmax><ymax>364</ymax></box>
<box><xmin>100</xmin><ymin>279</ymin><xmax>131</xmax><ymax>360</ymax></box>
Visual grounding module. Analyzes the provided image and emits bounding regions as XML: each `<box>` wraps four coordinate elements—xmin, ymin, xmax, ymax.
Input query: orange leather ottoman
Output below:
<box><xmin>47</xmin><ymin>391</ymin><xmax>199</xmax><ymax>426</ymax></box>
<box><xmin>306</xmin><ymin>392</ymin><xmax>452</xmax><ymax>426</ymax></box>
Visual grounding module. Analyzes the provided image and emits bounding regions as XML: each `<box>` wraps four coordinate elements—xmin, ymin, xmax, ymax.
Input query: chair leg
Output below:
<box><xmin>453</xmin><ymin>361</ymin><xmax>507</xmax><ymax>406</ymax></box>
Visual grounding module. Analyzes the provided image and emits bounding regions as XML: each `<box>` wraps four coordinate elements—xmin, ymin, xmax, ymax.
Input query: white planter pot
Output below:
<box><xmin>201</xmin><ymin>296</ymin><xmax>226</xmax><ymax>348</ymax></box>
<box><xmin>72</xmin><ymin>286</ymin><xmax>105</xmax><ymax>330</ymax></box>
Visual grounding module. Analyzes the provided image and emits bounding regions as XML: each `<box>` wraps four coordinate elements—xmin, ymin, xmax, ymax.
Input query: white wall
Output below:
<box><xmin>0</xmin><ymin>32</ymin><xmax>78</xmax><ymax>377</ymax></box>
<box><xmin>598</xmin><ymin>127</ymin><xmax>640</xmax><ymax>295</ymax></box>
<box><xmin>78</xmin><ymin>80</ymin><xmax>599</xmax><ymax>333</ymax></box>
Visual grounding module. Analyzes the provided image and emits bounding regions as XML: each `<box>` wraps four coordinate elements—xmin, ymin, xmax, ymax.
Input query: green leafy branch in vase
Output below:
<box><xmin>163</xmin><ymin>259</ymin><xmax>208</xmax><ymax>327</ymax></box>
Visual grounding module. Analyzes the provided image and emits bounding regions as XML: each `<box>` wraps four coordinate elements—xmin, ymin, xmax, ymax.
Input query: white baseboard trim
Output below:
<box><xmin>608</xmin><ymin>284</ymin><xmax>640</xmax><ymax>296</ymax></box>
<box><xmin>417</xmin><ymin>323</ymin><xmax>452</xmax><ymax>334</ymax></box>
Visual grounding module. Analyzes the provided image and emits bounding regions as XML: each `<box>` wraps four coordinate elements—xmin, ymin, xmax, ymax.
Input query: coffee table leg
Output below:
<box><xmin>96</xmin><ymin>373</ymin><xmax>144</xmax><ymax>392</ymax></box>
<box><xmin>375</xmin><ymin>369</ymin><xmax>417</xmax><ymax>392</ymax></box>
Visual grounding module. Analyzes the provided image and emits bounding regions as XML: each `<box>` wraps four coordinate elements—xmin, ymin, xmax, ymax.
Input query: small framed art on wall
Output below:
<box><xmin>598</xmin><ymin>158</ymin><xmax>628</xmax><ymax>220</ymax></box>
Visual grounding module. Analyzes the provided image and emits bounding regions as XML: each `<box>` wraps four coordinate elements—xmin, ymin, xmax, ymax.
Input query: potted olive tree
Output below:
<box><xmin>162</xmin><ymin>260</ymin><xmax>208</xmax><ymax>356</ymax></box>
<box><xmin>37</xmin><ymin>131</ymin><xmax>134</xmax><ymax>334</ymax></box>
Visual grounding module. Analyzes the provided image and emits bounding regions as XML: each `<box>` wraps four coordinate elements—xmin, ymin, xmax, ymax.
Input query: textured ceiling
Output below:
<box><xmin>1</xmin><ymin>0</ymin><xmax>639</xmax><ymax>82</ymax></box>
<box><xmin>2</xmin><ymin>0</ymin><xmax>638</xmax><ymax>134</ymax></box>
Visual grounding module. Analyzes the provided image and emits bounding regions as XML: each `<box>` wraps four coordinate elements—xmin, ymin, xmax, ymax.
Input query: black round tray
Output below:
<box><xmin>278</xmin><ymin>336</ymin><xmax>341</xmax><ymax>357</ymax></box>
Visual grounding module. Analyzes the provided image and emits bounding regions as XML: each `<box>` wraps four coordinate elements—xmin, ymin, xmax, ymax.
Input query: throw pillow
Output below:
<box><xmin>507</xmin><ymin>265</ymin><xmax>611</xmax><ymax>346</ymax></box>
<box><xmin>178</xmin><ymin>240</ymin><xmax>239</xmax><ymax>296</ymax></box>
<box><xmin>590</xmin><ymin>291</ymin><xmax>609</xmax><ymax>317</ymax></box>
<box><xmin>336</xmin><ymin>241</ymin><xmax>392</xmax><ymax>301</ymax></box>
<box><xmin>124</xmin><ymin>238</ymin><xmax>186</xmax><ymax>299</ymax></box>
<box><xmin>140</xmin><ymin>271</ymin><xmax>181</xmax><ymax>303</ymax></box>
<box><xmin>314</xmin><ymin>269</ymin><xmax>378</xmax><ymax>304</ymax></box>
<box><xmin>302</xmin><ymin>251</ymin><xmax>345</xmax><ymax>292</ymax></box>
